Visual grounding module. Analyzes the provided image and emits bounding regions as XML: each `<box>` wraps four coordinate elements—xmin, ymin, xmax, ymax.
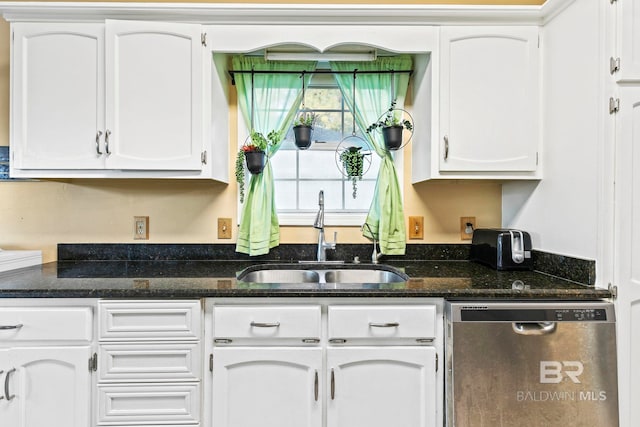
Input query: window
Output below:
<box><xmin>269</xmin><ymin>74</ymin><xmax>382</xmax><ymax>225</ymax></box>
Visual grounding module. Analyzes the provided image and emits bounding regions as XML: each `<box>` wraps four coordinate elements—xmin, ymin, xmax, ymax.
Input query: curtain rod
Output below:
<box><xmin>227</xmin><ymin>69</ymin><xmax>413</xmax><ymax>85</ymax></box>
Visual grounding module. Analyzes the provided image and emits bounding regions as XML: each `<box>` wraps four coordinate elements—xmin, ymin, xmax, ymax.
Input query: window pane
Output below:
<box><xmin>275</xmin><ymin>181</ymin><xmax>297</xmax><ymax>210</ymax></box>
<box><xmin>299</xmin><ymin>151</ymin><xmax>342</xmax><ymax>179</ymax></box>
<box><xmin>271</xmin><ymin>150</ymin><xmax>297</xmax><ymax>179</ymax></box>
<box><xmin>345</xmin><ymin>179</ymin><xmax>377</xmax><ymax>209</ymax></box>
<box><xmin>299</xmin><ymin>181</ymin><xmax>343</xmax><ymax>210</ymax></box>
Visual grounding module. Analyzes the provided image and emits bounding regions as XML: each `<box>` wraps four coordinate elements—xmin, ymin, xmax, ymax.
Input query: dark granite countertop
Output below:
<box><xmin>0</xmin><ymin>259</ymin><xmax>611</xmax><ymax>300</ymax></box>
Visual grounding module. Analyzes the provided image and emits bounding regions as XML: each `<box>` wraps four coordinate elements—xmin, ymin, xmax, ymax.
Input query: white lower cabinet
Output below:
<box><xmin>0</xmin><ymin>301</ymin><xmax>94</xmax><ymax>427</ymax></box>
<box><xmin>0</xmin><ymin>346</ymin><xmax>93</xmax><ymax>427</ymax></box>
<box><xmin>212</xmin><ymin>347</ymin><xmax>322</xmax><ymax>427</ymax></box>
<box><xmin>209</xmin><ymin>302</ymin><xmax>442</xmax><ymax>427</ymax></box>
<box><xmin>327</xmin><ymin>347</ymin><xmax>437</xmax><ymax>427</ymax></box>
<box><xmin>97</xmin><ymin>300</ymin><xmax>202</xmax><ymax>427</ymax></box>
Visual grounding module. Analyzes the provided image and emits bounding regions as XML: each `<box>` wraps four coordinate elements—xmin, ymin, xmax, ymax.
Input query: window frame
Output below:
<box><xmin>236</xmin><ymin>72</ymin><xmax>405</xmax><ymax>227</ymax></box>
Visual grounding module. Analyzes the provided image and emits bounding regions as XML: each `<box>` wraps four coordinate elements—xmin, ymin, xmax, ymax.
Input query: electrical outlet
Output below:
<box><xmin>134</xmin><ymin>216</ymin><xmax>149</xmax><ymax>240</ymax></box>
<box><xmin>409</xmin><ymin>216</ymin><xmax>424</xmax><ymax>240</ymax></box>
<box><xmin>218</xmin><ymin>218</ymin><xmax>232</xmax><ymax>239</ymax></box>
<box><xmin>460</xmin><ymin>216</ymin><xmax>476</xmax><ymax>241</ymax></box>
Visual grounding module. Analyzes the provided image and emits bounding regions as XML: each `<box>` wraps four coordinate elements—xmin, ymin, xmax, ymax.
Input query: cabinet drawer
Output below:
<box><xmin>98</xmin><ymin>383</ymin><xmax>200</xmax><ymax>425</ymax></box>
<box><xmin>99</xmin><ymin>300</ymin><xmax>201</xmax><ymax>341</ymax></box>
<box><xmin>0</xmin><ymin>306</ymin><xmax>92</xmax><ymax>342</ymax></box>
<box><xmin>214</xmin><ymin>305</ymin><xmax>321</xmax><ymax>342</ymax></box>
<box><xmin>99</xmin><ymin>343</ymin><xmax>201</xmax><ymax>382</ymax></box>
<box><xmin>328</xmin><ymin>305</ymin><xmax>437</xmax><ymax>341</ymax></box>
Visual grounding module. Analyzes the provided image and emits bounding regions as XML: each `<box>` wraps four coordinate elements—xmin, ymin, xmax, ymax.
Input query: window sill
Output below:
<box><xmin>278</xmin><ymin>212</ymin><xmax>367</xmax><ymax>227</ymax></box>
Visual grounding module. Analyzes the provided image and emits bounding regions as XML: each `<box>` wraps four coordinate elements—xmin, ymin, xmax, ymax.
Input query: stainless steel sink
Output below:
<box><xmin>238</xmin><ymin>269</ymin><xmax>320</xmax><ymax>284</ymax></box>
<box><xmin>323</xmin><ymin>269</ymin><xmax>406</xmax><ymax>283</ymax></box>
<box><xmin>236</xmin><ymin>264</ymin><xmax>408</xmax><ymax>284</ymax></box>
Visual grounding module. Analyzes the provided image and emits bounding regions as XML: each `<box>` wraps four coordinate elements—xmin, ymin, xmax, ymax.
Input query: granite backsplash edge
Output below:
<box><xmin>57</xmin><ymin>243</ymin><xmax>595</xmax><ymax>286</ymax></box>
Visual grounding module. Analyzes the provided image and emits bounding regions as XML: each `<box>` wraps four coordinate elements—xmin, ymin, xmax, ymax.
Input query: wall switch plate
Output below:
<box><xmin>408</xmin><ymin>216</ymin><xmax>424</xmax><ymax>240</ymax></box>
<box><xmin>460</xmin><ymin>216</ymin><xmax>476</xmax><ymax>241</ymax></box>
<box><xmin>134</xmin><ymin>216</ymin><xmax>149</xmax><ymax>240</ymax></box>
<box><xmin>218</xmin><ymin>218</ymin><xmax>232</xmax><ymax>239</ymax></box>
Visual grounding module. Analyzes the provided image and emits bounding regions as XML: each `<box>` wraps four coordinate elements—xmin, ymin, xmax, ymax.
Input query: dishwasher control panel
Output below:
<box><xmin>454</xmin><ymin>302</ymin><xmax>614</xmax><ymax>323</ymax></box>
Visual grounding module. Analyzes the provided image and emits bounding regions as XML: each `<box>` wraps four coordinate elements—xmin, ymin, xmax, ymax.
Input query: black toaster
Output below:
<box><xmin>470</xmin><ymin>228</ymin><xmax>533</xmax><ymax>270</ymax></box>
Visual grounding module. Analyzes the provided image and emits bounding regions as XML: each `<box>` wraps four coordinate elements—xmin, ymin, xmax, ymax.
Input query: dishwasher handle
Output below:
<box><xmin>512</xmin><ymin>321</ymin><xmax>557</xmax><ymax>336</ymax></box>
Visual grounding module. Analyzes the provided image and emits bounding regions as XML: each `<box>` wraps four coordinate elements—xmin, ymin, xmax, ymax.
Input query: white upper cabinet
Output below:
<box><xmin>11</xmin><ymin>20</ymin><xmax>204</xmax><ymax>177</ymax></box>
<box><xmin>434</xmin><ymin>26</ymin><xmax>540</xmax><ymax>178</ymax></box>
<box><xmin>616</xmin><ymin>0</ymin><xmax>640</xmax><ymax>82</ymax></box>
<box><xmin>12</xmin><ymin>23</ymin><xmax>105</xmax><ymax>170</ymax></box>
<box><xmin>105</xmin><ymin>20</ymin><xmax>203</xmax><ymax>171</ymax></box>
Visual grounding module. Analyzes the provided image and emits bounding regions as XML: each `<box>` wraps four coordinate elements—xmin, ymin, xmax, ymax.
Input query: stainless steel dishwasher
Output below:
<box><xmin>446</xmin><ymin>302</ymin><xmax>618</xmax><ymax>427</ymax></box>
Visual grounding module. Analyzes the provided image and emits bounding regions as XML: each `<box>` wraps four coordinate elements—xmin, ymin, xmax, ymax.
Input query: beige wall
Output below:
<box><xmin>0</xmin><ymin>2</ymin><xmax>513</xmax><ymax>262</ymax></box>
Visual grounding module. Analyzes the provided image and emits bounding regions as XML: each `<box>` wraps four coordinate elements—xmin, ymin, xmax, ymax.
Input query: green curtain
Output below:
<box><xmin>233</xmin><ymin>56</ymin><xmax>316</xmax><ymax>256</ymax></box>
<box><xmin>330</xmin><ymin>56</ymin><xmax>412</xmax><ymax>255</ymax></box>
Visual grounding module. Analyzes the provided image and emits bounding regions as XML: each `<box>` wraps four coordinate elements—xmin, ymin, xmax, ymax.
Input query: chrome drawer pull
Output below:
<box><xmin>314</xmin><ymin>370</ymin><xmax>319</xmax><ymax>401</ymax></box>
<box><xmin>250</xmin><ymin>321</ymin><xmax>280</xmax><ymax>328</ymax></box>
<box><xmin>369</xmin><ymin>322</ymin><xmax>400</xmax><ymax>328</ymax></box>
<box><xmin>5</xmin><ymin>368</ymin><xmax>15</xmax><ymax>401</ymax></box>
<box><xmin>0</xmin><ymin>324</ymin><xmax>23</xmax><ymax>330</ymax></box>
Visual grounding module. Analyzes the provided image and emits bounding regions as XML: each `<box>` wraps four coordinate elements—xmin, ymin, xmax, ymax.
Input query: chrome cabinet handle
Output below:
<box><xmin>330</xmin><ymin>368</ymin><xmax>335</xmax><ymax>400</ymax></box>
<box><xmin>444</xmin><ymin>135</ymin><xmax>449</xmax><ymax>160</ymax></box>
<box><xmin>0</xmin><ymin>324</ymin><xmax>23</xmax><ymax>330</ymax></box>
<box><xmin>369</xmin><ymin>322</ymin><xmax>400</xmax><ymax>328</ymax></box>
<box><xmin>250</xmin><ymin>321</ymin><xmax>280</xmax><ymax>328</ymax></box>
<box><xmin>95</xmin><ymin>131</ymin><xmax>103</xmax><ymax>155</ymax></box>
<box><xmin>105</xmin><ymin>130</ymin><xmax>112</xmax><ymax>155</ymax></box>
<box><xmin>5</xmin><ymin>368</ymin><xmax>15</xmax><ymax>401</ymax></box>
<box><xmin>314</xmin><ymin>370</ymin><xmax>319</xmax><ymax>401</ymax></box>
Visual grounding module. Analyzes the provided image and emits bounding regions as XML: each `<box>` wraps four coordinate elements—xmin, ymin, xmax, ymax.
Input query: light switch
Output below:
<box><xmin>409</xmin><ymin>216</ymin><xmax>424</xmax><ymax>240</ymax></box>
<box><xmin>218</xmin><ymin>218</ymin><xmax>232</xmax><ymax>239</ymax></box>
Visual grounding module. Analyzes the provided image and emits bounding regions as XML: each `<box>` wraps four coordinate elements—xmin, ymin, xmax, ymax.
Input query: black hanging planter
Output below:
<box><xmin>293</xmin><ymin>125</ymin><xmax>313</xmax><ymax>150</ymax></box>
<box><xmin>245</xmin><ymin>150</ymin><xmax>266</xmax><ymax>175</ymax></box>
<box><xmin>382</xmin><ymin>125</ymin><xmax>404</xmax><ymax>151</ymax></box>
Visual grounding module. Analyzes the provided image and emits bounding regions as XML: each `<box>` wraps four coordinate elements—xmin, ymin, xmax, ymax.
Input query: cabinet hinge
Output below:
<box><xmin>201</xmin><ymin>33</ymin><xmax>207</xmax><ymax>47</ymax></box>
<box><xmin>201</xmin><ymin>151</ymin><xmax>207</xmax><ymax>165</ymax></box>
<box><xmin>209</xmin><ymin>353</ymin><xmax>214</xmax><ymax>372</ymax></box>
<box><xmin>88</xmin><ymin>353</ymin><xmax>97</xmax><ymax>372</ymax></box>
<box><xmin>610</xmin><ymin>57</ymin><xmax>621</xmax><ymax>75</ymax></box>
<box><xmin>609</xmin><ymin>97</ymin><xmax>620</xmax><ymax>114</ymax></box>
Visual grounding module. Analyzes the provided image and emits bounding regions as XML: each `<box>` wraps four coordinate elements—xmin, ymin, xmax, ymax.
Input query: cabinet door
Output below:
<box><xmin>4</xmin><ymin>346</ymin><xmax>92</xmax><ymax>427</ymax></box>
<box><xmin>105</xmin><ymin>20</ymin><xmax>203</xmax><ymax>171</ymax></box>
<box><xmin>439</xmin><ymin>26</ymin><xmax>539</xmax><ymax>172</ymax></box>
<box><xmin>615</xmin><ymin>87</ymin><xmax>640</xmax><ymax>427</ymax></box>
<box><xmin>616</xmin><ymin>0</ymin><xmax>640</xmax><ymax>82</ymax></box>
<box><xmin>12</xmin><ymin>23</ymin><xmax>105</xmax><ymax>170</ymax></box>
<box><xmin>327</xmin><ymin>347</ymin><xmax>437</xmax><ymax>427</ymax></box>
<box><xmin>212</xmin><ymin>347</ymin><xmax>322</xmax><ymax>427</ymax></box>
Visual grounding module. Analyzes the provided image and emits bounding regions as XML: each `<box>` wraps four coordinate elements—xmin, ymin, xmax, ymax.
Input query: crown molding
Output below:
<box><xmin>0</xmin><ymin>1</ymin><xmax>570</xmax><ymax>26</ymax></box>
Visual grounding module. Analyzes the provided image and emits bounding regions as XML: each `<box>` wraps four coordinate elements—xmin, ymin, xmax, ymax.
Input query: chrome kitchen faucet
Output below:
<box><xmin>313</xmin><ymin>190</ymin><xmax>337</xmax><ymax>262</ymax></box>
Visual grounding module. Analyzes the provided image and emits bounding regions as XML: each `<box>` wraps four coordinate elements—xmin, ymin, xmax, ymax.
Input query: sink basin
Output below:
<box><xmin>238</xmin><ymin>269</ymin><xmax>320</xmax><ymax>284</ymax></box>
<box><xmin>323</xmin><ymin>269</ymin><xmax>406</xmax><ymax>284</ymax></box>
<box><xmin>236</xmin><ymin>264</ymin><xmax>408</xmax><ymax>284</ymax></box>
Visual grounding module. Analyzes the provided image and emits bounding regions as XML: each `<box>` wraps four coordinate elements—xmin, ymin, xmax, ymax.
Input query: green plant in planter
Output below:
<box><xmin>340</xmin><ymin>146</ymin><xmax>365</xmax><ymax>199</ymax></box>
<box><xmin>293</xmin><ymin>111</ymin><xmax>316</xmax><ymax>149</ymax></box>
<box><xmin>293</xmin><ymin>110</ymin><xmax>316</xmax><ymax>127</ymax></box>
<box><xmin>236</xmin><ymin>129</ymin><xmax>282</xmax><ymax>203</ymax></box>
<box><xmin>366</xmin><ymin>100</ymin><xmax>413</xmax><ymax>133</ymax></box>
